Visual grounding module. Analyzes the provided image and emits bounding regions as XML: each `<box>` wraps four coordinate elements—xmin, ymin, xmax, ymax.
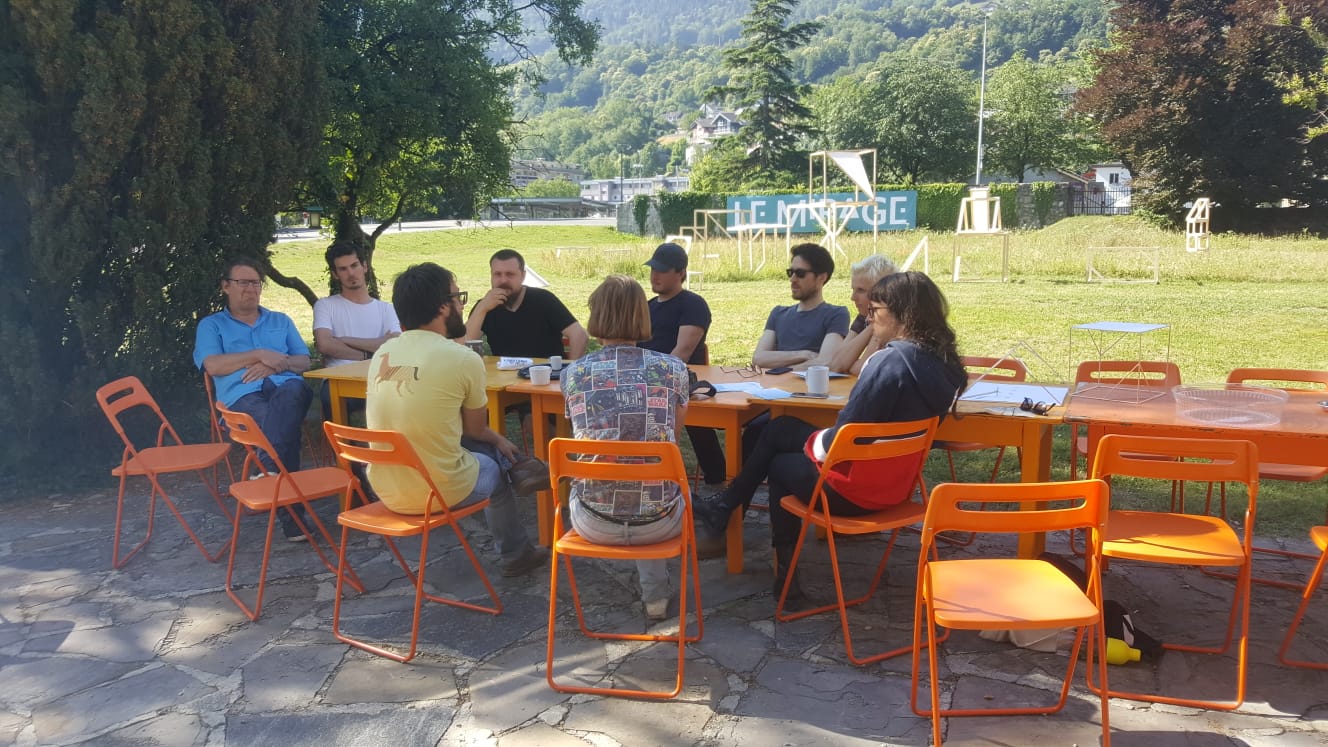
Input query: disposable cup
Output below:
<box><xmin>805</xmin><ymin>365</ymin><xmax>830</xmax><ymax>396</ymax></box>
<box><xmin>465</xmin><ymin>340</ymin><xmax>485</xmax><ymax>356</ymax></box>
<box><xmin>549</xmin><ymin>355</ymin><xmax>563</xmax><ymax>371</ymax></box>
<box><xmin>529</xmin><ymin>365</ymin><xmax>552</xmax><ymax>385</ymax></box>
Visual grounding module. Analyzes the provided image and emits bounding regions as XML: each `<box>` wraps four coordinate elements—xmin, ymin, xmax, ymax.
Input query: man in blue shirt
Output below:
<box><xmin>194</xmin><ymin>257</ymin><xmax>312</xmax><ymax>539</ymax></box>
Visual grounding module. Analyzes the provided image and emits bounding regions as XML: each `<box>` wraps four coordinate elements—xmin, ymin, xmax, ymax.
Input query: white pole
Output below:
<box><xmin>975</xmin><ymin>12</ymin><xmax>989</xmax><ymax>185</ymax></box>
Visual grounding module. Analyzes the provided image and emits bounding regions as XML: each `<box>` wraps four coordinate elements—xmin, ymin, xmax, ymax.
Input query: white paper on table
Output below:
<box><xmin>1071</xmin><ymin>321</ymin><xmax>1168</xmax><ymax>334</ymax></box>
<box><xmin>496</xmin><ymin>357</ymin><xmax>534</xmax><ymax>370</ymax></box>
<box><xmin>714</xmin><ymin>382</ymin><xmax>764</xmax><ymax>393</ymax></box>
<box><xmin>792</xmin><ymin>370</ymin><xmax>849</xmax><ymax>379</ymax></box>
<box><xmin>749</xmin><ymin>388</ymin><xmax>794</xmax><ymax>400</ymax></box>
<box><xmin>959</xmin><ymin>382</ymin><xmax>1069</xmax><ymax>406</ymax></box>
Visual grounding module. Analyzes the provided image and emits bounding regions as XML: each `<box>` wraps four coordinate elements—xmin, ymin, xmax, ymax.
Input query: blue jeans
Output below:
<box><xmin>229</xmin><ymin>378</ymin><xmax>313</xmax><ymax>473</ymax></box>
<box><xmin>569</xmin><ymin>499</ymin><xmax>682</xmax><ymax>603</ymax></box>
<box><xmin>456</xmin><ymin>438</ymin><xmax>533</xmax><ymax>563</ymax></box>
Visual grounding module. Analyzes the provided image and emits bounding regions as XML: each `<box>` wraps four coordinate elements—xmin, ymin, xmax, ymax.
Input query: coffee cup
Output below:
<box><xmin>549</xmin><ymin>355</ymin><xmax>563</xmax><ymax>371</ymax></box>
<box><xmin>529</xmin><ymin>365</ymin><xmax>552</xmax><ymax>385</ymax></box>
<box><xmin>805</xmin><ymin>365</ymin><xmax>830</xmax><ymax>396</ymax></box>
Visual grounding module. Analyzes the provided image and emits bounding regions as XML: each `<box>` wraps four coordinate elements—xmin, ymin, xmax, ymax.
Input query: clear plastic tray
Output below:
<box><xmin>1172</xmin><ymin>383</ymin><xmax>1289</xmax><ymax>427</ymax></box>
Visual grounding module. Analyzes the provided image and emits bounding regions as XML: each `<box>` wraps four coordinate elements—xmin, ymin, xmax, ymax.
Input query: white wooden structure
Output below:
<box><xmin>800</xmin><ymin>149</ymin><xmax>879</xmax><ymax>259</ymax></box>
<box><xmin>953</xmin><ymin>186</ymin><xmax>1010</xmax><ymax>282</ymax></box>
<box><xmin>1185</xmin><ymin>198</ymin><xmax>1212</xmax><ymax>253</ymax></box>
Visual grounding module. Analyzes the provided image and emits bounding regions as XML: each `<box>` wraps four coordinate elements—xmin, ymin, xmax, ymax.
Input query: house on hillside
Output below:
<box><xmin>686</xmin><ymin>104</ymin><xmax>743</xmax><ymax>165</ymax></box>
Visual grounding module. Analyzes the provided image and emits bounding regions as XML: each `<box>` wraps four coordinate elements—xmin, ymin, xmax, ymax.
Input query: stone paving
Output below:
<box><xmin>1</xmin><ymin>477</ymin><xmax>1326</xmax><ymax>746</ymax></box>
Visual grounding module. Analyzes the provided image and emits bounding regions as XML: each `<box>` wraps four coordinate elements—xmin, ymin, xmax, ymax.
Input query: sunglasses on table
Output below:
<box><xmin>1020</xmin><ymin>397</ymin><xmax>1053</xmax><ymax>416</ymax></box>
<box><xmin>720</xmin><ymin>364</ymin><xmax>763</xmax><ymax>379</ymax></box>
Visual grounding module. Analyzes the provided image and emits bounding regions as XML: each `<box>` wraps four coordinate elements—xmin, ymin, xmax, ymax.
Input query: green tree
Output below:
<box><xmin>297</xmin><ymin>0</ymin><xmax>598</xmax><ymax>301</ymax></box>
<box><xmin>983</xmin><ymin>55</ymin><xmax>1085</xmax><ymax>180</ymax></box>
<box><xmin>520</xmin><ymin>178</ymin><xmax>581</xmax><ymax>197</ymax></box>
<box><xmin>707</xmin><ymin>0</ymin><xmax>822</xmax><ymax>183</ymax></box>
<box><xmin>813</xmin><ymin>55</ymin><xmax>975</xmax><ymax>184</ymax></box>
<box><xmin>1078</xmin><ymin>0</ymin><xmax>1328</xmax><ymax>220</ymax></box>
<box><xmin>0</xmin><ymin>0</ymin><xmax>324</xmax><ymax>481</ymax></box>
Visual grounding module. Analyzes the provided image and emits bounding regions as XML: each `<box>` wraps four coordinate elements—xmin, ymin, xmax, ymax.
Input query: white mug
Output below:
<box><xmin>529</xmin><ymin>365</ymin><xmax>553</xmax><ymax>385</ymax></box>
<box><xmin>805</xmin><ymin>365</ymin><xmax>830</xmax><ymax>396</ymax></box>
<box><xmin>549</xmin><ymin>355</ymin><xmax>563</xmax><ymax>371</ymax></box>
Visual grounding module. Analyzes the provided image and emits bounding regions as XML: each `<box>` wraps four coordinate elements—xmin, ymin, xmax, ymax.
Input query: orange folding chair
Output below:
<box><xmin>217</xmin><ymin>405</ymin><xmax>361</xmax><ymax>620</ymax></box>
<box><xmin>774</xmin><ymin>418</ymin><xmax>940</xmax><ymax>665</ymax></box>
<box><xmin>910</xmin><ymin>480</ymin><xmax>1111</xmax><ymax>747</ymax></box>
<box><xmin>95</xmin><ymin>376</ymin><xmax>234</xmax><ymax>568</ymax></box>
<box><xmin>1222</xmin><ymin>369</ymin><xmax>1328</xmax><ymax>585</ymax></box>
<box><xmin>935</xmin><ymin>356</ymin><xmax>1028</xmax><ymax>481</ymax></box>
<box><xmin>203</xmin><ymin>372</ymin><xmax>240</xmax><ymax>483</ymax></box>
<box><xmin>546</xmin><ymin>438</ymin><xmax>703</xmax><ymax>699</ymax></box>
<box><xmin>1090</xmin><ymin>434</ymin><xmax>1258</xmax><ymax>710</ymax></box>
<box><xmin>324</xmin><ymin>422</ymin><xmax>502</xmax><ymax>663</ymax></box>
<box><xmin>1279</xmin><ymin>525</ymin><xmax>1328</xmax><ymax>670</ymax></box>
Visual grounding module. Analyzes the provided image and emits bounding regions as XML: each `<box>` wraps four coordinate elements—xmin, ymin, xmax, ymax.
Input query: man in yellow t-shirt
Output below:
<box><xmin>366</xmin><ymin>262</ymin><xmax>546</xmax><ymax>577</ymax></box>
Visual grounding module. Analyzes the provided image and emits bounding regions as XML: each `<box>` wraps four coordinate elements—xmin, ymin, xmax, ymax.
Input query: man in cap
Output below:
<box><xmin>639</xmin><ymin>242</ymin><xmax>727</xmax><ymax>488</ymax></box>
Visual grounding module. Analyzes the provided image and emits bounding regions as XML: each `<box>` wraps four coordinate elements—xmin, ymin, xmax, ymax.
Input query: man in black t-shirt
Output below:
<box><xmin>640</xmin><ymin>242</ymin><xmax>727</xmax><ymax>486</ymax></box>
<box><xmin>464</xmin><ymin>249</ymin><xmax>588</xmax><ymax>358</ymax></box>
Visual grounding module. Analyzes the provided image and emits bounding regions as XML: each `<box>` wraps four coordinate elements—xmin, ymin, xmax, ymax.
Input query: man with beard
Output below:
<box><xmin>312</xmin><ymin>240</ymin><xmax>400</xmax><ymax>419</ymax></box>
<box><xmin>367</xmin><ymin>263</ymin><xmax>547</xmax><ymax>577</ymax></box>
<box><xmin>464</xmin><ymin>249</ymin><xmax>588</xmax><ymax>359</ymax></box>
<box><xmin>752</xmin><ymin>242</ymin><xmax>850</xmax><ymax>371</ymax></box>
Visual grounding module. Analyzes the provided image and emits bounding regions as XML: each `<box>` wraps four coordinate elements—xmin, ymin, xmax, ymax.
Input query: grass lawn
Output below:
<box><xmin>265</xmin><ymin>216</ymin><xmax>1328</xmax><ymax>535</ymax></box>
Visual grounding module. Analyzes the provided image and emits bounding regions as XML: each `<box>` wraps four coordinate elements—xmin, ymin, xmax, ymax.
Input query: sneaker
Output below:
<box><xmin>282</xmin><ymin>519</ymin><xmax>309</xmax><ymax>543</ymax></box>
<box><xmin>508</xmin><ymin>456</ymin><xmax>550</xmax><ymax>495</ymax></box>
<box><xmin>644</xmin><ymin>597</ymin><xmax>669</xmax><ymax>621</ymax></box>
<box><xmin>691</xmin><ymin>490</ymin><xmax>735</xmax><ymax>538</ymax></box>
<box><xmin>501</xmin><ymin>545</ymin><xmax>549</xmax><ymax>577</ymax></box>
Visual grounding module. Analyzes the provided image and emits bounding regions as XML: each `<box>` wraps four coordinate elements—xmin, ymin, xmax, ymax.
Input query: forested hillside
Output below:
<box><xmin>512</xmin><ymin>0</ymin><xmax>1109</xmax><ymax>177</ymax></box>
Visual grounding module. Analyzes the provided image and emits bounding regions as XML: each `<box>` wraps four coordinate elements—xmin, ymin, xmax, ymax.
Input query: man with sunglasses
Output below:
<box><xmin>367</xmin><ymin>263</ymin><xmax>547</xmax><ymax>577</ymax></box>
<box><xmin>194</xmin><ymin>257</ymin><xmax>313</xmax><ymax>540</ymax></box>
<box><xmin>752</xmin><ymin>243</ymin><xmax>850</xmax><ymax>371</ymax></box>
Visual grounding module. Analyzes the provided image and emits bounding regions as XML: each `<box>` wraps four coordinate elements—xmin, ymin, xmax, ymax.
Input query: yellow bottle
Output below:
<box><xmin>1106</xmin><ymin>637</ymin><xmax>1142</xmax><ymax>665</ymax></box>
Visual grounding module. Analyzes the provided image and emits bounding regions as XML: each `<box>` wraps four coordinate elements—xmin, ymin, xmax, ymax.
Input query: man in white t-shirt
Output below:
<box><xmin>313</xmin><ymin>240</ymin><xmax>401</xmax><ymax>418</ymax></box>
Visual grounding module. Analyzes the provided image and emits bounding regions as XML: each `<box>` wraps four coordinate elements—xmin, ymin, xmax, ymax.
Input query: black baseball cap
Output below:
<box><xmin>644</xmin><ymin>242</ymin><xmax>688</xmax><ymax>272</ymax></box>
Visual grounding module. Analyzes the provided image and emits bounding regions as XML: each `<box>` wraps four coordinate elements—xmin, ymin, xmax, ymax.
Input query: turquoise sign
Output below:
<box><xmin>726</xmin><ymin>191</ymin><xmax>917</xmax><ymax>232</ymax></box>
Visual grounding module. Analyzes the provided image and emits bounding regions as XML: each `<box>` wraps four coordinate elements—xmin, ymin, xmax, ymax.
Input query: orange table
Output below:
<box><xmin>1067</xmin><ymin>387</ymin><xmax>1328</xmax><ymax>473</ymax></box>
<box><xmin>304</xmin><ymin>357</ymin><xmax>531</xmax><ymax>432</ymax></box>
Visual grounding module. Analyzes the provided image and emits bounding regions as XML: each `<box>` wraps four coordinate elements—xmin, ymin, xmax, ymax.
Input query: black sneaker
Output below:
<box><xmin>281</xmin><ymin>520</ymin><xmax>309</xmax><ymax>543</ymax></box>
<box><xmin>691</xmin><ymin>490</ymin><xmax>735</xmax><ymax>538</ymax></box>
<box><xmin>501</xmin><ymin>545</ymin><xmax>549</xmax><ymax>577</ymax></box>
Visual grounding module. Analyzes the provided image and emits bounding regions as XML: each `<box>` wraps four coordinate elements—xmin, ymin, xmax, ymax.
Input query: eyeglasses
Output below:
<box><xmin>865</xmin><ymin>305</ymin><xmax>888</xmax><ymax>320</ymax></box>
<box><xmin>720</xmin><ymin>364</ymin><xmax>763</xmax><ymax>379</ymax></box>
<box><xmin>785</xmin><ymin>268</ymin><xmax>813</xmax><ymax>279</ymax></box>
<box><xmin>1020</xmin><ymin>397</ymin><xmax>1053</xmax><ymax>416</ymax></box>
<box><xmin>226</xmin><ymin>278</ymin><xmax>263</xmax><ymax>289</ymax></box>
<box><xmin>446</xmin><ymin>290</ymin><xmax>469</xmax><ymax>306</ymax></box>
